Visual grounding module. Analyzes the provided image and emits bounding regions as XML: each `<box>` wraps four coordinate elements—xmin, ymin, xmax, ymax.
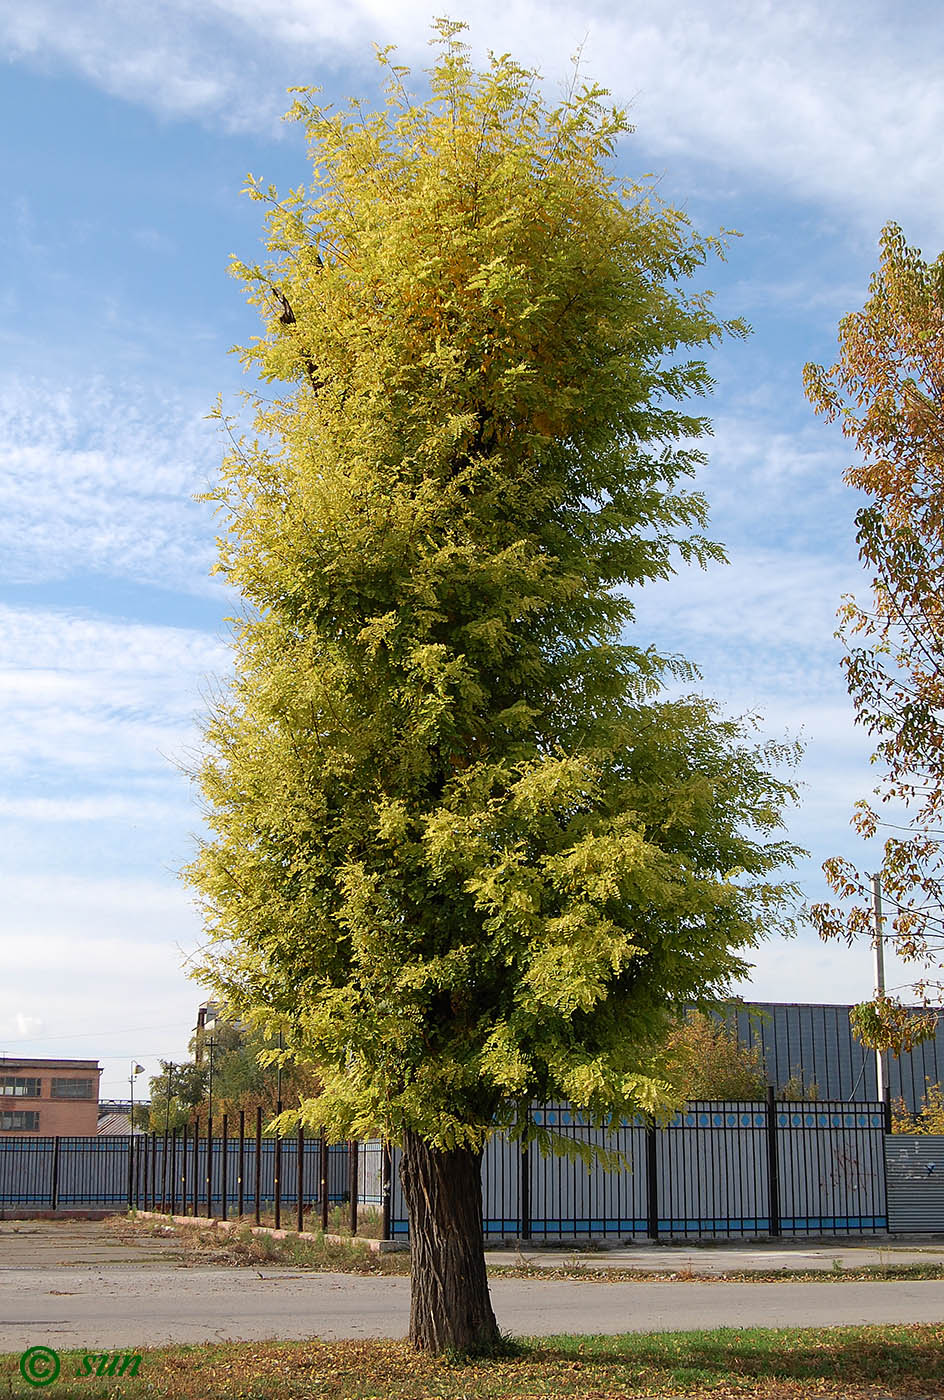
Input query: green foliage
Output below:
<box><xmin>849</xmin><ymin>996</ymin><xmax>938</xmax><ymax>1055</ymax></box>
<box><xmin>147</xmin><ymin>1059</ymin><xmax>207</xmax><ymax>1132</ymax></box>
<box><xmin>185</xmin><ymin>25</ymin><xmax>802</xmax><ymax>1153</ymax></box>
<box><xmin>194</xmin><ymin>1020</ymin><xmax>321</xmax><ymax>1119</ymax></box>
<box><xmin>664</xmin><ymin>1012</ymin><xmax>767</xmax><ymax>1100</ymax></box>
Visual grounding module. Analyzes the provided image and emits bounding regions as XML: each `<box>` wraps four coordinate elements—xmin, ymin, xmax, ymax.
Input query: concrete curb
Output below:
<box><xmin>132</xmin><ymin>1209</ymin><xmax>408</xmax><ymax>1253</ymax></box>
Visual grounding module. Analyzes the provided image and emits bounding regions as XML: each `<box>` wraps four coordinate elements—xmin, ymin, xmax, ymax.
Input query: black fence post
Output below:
<box><xmin>254</xmin><ymin>1107</ymin><xmax>262</xmax><ymax>1225</ymax></box>
<box><xmin>882</xmin><ymin>1097</ymin><xmax>892</xmax><ymax>1232</ymax></box>
<box><xmin>348</xmin><ymin>1141</ymin><xmax>359</xmax><ymax>1236</ymax></box>
<box><xmin>274</xmin><ymin>1100</ymin><xmax>282</xmax><ymax>1229</ymax></box>
<box><xmin>205</xmin><ymin>1116</ymin><xmax>213</xmax><ymax>1219</ymax></box>
<box><xmin>191</xmin><ymin>1119</ymin><xmax>199</xmax><ymax>1216</ymax></box>
<box><xmin>190</xmin><ymin>1119</ymin><xmax>198</xmax><ymax>1216</ymax></box>
<box><xmin>381</xmin><ymin>1141</ymin><xmax>392</xmax><ymax>1242</ymax></box>
<box><xmin>149</xmin><ymin>1132</ymin><xmax>156</xmax><ymax>1212</ymax></box>
<box><xmin>297</xmin><ymin>1124</ymin><xmax>305</xmax><ymax>1234</ymax></box>
<box><xmin>320</xmin><ymin>1129</ymin><xmax>329</xmax><ymax>1232</ymax></box>
<box><xmin>766</xmin><ymin>1085</ymin><xmax>781</xmax><ymax>1238</ymax></box>
<box><xmin>180</xmin><ymin>1123</ymin><xmax>188</xmax><ymax>1216</ymax></box>
<box><xmin>238</xmin><ymin>1110</ymin><xmax>245</xmax><ymax>1219</ymax></box>
<box><xmin>221</xmin><ymin>1114</ymin><xmax>228</xmax><ymax>1222</ymax></box>
<box><xmin>126</xmin><ymin>1131</ymin><xmax>135</xmax><ymax>1213</ymax></box>
<box><xmin>160</xmin><ymin>1128</ymin><xmax>168</xmax><ymax>1214</ymax></box>
<box><xmin>50</xmin><ymin>1135</ymin><xmax>60</xmax><ymax>1211</ymax></box>
<box><xmin>169</xmin><ymin>1130</ymin><xmax>177</xmax><ymax>1215</ymax></box>
<box><xmin>646</xmin><ymin>1117</ymin><xmax>658</xmax><ymax>1241</ymax></box>
<box><xmin>520</xmin><ymin>1109</ymin><xmax>531</xmax><ymax>1242</ymax></box>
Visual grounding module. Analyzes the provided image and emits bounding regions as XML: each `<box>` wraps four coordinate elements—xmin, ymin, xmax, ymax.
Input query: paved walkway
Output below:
<box><xmin>488</xmin><ymin>1238</ymin><xmax>944</xmax><ymax>1273</ymax></box>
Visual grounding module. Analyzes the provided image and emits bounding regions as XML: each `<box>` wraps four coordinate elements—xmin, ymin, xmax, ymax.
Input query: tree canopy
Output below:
<box><xmin>184</xmin><ymin>22</ymin><xmax>801</xmax><ymax>1350</ymax></box>
<box><xmin>805</xmin><ymin>223</ymin><xmax>944</xmax><ymax>1043</ymax></box>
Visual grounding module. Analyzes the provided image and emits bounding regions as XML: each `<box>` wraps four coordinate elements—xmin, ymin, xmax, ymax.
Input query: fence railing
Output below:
<box><xmin>380</xmin><ymin>1094</ymin><xmax>890</xmax><ymax>1241</ymax></box>
<box><xmin>0</xmin><ymin>1111</ymin><xmax>361</xmax><ymax>1235</ymax></box>
<box><xmin>1</xmin><ymin>1096</ymin><xmax>891</xmax><ymax>1242</ymax></box>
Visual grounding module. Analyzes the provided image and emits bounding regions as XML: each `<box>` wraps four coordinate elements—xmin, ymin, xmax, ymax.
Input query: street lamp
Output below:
<box><xmin>129</xmin><ymin>1062</ymin><xmax>145</xmax><ymax>1133</ymax></box>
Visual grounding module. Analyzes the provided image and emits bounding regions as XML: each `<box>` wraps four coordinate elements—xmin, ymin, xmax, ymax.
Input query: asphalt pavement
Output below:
<box><xmin>3</xmin><ymin>1220</ymin><xmax>944</xmax><ymax>1351</ymax></box>
<box><xmin>1</xmin><ymin>1268</ymin><xmax>944</xmax><ymax>1348</ymax></box>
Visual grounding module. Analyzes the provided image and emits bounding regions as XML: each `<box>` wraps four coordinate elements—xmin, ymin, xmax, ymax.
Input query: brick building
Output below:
<box><xmin>0</xmin><ymin>1058</ymin><xmax>101</xmax><ymax>1135</ymax></box>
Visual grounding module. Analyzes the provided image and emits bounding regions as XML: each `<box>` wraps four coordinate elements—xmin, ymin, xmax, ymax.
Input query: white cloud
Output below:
<box><xmin>2</xmin><ymin>1</ymin><xmax>942</xmax><ymax>233</ymax></box>
<box><xmin>0</xmin><ymin>605</ymin><xmax>229</xmax><ymax>811</ymax></box>
<box><xmin>0</xmin><ymin>375</ymin><xmax>227</xmax><ymax>594</ymax></box>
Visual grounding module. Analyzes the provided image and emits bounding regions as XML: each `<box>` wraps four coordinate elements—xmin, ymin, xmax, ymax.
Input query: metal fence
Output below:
<box><xmin>0</xmin><ymin>1113</ymin><xmax>357</xmax><ymax>1232</ymax></box>
<box><xmin>1</xmin><ymin>1097</ymin><xmax>890</xmax><ymax>1242</ymax></box>
<box><xmin>380</xmin><ymin>1096</ymin><xmax>889</xmax><ymax>1240</ymax></box>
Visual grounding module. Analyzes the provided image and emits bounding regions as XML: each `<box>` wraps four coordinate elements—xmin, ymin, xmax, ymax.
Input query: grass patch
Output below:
<box><xmin>3</xmin><ymin>1325</ymin><xmax>944</xmax><ymax>1397</ymax></box>
<box><xmin>111</xmin><ymin>1215</ymin><xmax>406</xmax><ymax>1275</ymax></box>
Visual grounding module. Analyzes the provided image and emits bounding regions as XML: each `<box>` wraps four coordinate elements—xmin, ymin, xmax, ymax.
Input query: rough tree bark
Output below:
<box><xmin>400</xmin><ymin>1128</ymin><xmax>500</xmax><ymax>1354</ymax></box>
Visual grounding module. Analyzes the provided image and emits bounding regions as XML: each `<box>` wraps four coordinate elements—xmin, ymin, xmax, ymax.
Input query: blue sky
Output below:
<box><xmin>2</xmin><ymin>1</ymin><xmax>942</xmax><ymax>1098</ymax></box>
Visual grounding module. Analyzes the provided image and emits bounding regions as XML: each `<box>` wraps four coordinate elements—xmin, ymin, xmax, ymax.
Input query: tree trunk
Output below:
<box><xmin>400</xmin><ymin>1128</ymin><xmax>500</xmax><ymax>1354</ymax></box>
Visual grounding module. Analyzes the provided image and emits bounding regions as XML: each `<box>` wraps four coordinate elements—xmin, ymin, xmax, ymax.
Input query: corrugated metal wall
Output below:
<box><xmin>886</xmin><ymin>1135</ymin><xmax>944</xmax><ymax>1232</ymax></box>
<box><xmin>727</xmin><ymin>1002</ymin><xmax>944</xmax><ymax>1112</ymax></box>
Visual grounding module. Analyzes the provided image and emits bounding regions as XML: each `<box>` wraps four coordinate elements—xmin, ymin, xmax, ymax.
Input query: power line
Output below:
<box><xmin>0</xmin><ymin>1022</ymin><xmax>189</xmax><ymax>1044</ymax></box>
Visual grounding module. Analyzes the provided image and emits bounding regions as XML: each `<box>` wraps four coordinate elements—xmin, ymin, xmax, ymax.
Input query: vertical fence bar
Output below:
<box><xmin>320</xmin><ymin>1129</ymin><xmax>329</xmax><ymax>1232</ymax></box>
<box><xmin>274</xmin><ymin>1100</ymin><xmax>282</xmax><ymax>1229</ymax></box>
<box><xmin>238</xmin><ymin>1111</ymin><xmax>245</xmax><ymax>1219</ymax></box>
<box><xmin>191</xmin><ymin>1119</ymin><xmax>199</xmax><ymax>1216</ymax></box>
<box><xmin>519</xmin><ymin>1118</ymin><xmax>531</xmax><ymax>1242</ymax></box>
<box><xmin>127</xmin><ymin>1131</ymin><xmax>135</xmax><ymax>1212</ymax></box>
<box><xmin>254</xmin><ymin>1107</ymin><xmax>262</xmax><ymax>1225</ymax></box>
<box><xmin>205</xmin><ymin>1116</ymin><xmax>213</xmax><ymax>1218</ymax></box>
<box><xmin>221</xmin><ymin>1114</ymin><xmax>228</xmax><ymax>1222</ymax></box>
<box><xmin>160</xmin><ymin>1128</ymin><xmax>168</xmax><ymax>1213</ymax></box>
<box><xmin>882</xmin><ymin>1098</ymin><xmax>892</xmax><ymax>1232</ymax></box>
<box><xmin>181</xmin><ymin>1123</ymin><xmax>188</xmax><ymax>1216</ymax></box>
<box><xmin>646</xmin><ymin>1117</ymin><xmax>658</xmax><ymax>1240</ymax></box>
<box><xmin>766</xmin><ymin>1086</ymin><xmax>781</xmax><ymax>1237</ymax></box>
<box><xmin>348</xmin><ymin>1141</ymin><xmax>358</xmax><ymax>1236</ymax></box>
<box><xmin>297</xmin><ymin>1124</ymin><xmax>305</xmax><ymax>1234</ymax></box>
<box><xmin>50</xmin><ymin>1135</ymin><xmax>60</xmax><ymax>1211</ymax></box>
<box><xmin>381</xmin><ymin>1141</ymin><xmax>392</xmax><ymax>1242</ymax></box>
<box><xmin>169</xmin><ymin>1130</ymin><xmax>177</xmax><ymax>1215</ymax></box>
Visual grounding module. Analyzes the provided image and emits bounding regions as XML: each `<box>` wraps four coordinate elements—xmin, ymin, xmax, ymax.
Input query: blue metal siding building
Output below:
<box><xmin>727</xmin><ymin>1002</ymin><xmax>944</xmax><ymax>1112</ymax></box>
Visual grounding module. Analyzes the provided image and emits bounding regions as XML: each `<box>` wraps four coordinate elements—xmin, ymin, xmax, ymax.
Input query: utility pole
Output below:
<box><xmin>872</xmin><ymin>872</ymin><xmax>887</xmax><ymax>1104</ymax></box>
<box><xmin>164</xmin><ymin>1063</ymin><xmax>176</xmax><ymax>1135</ymax></box>
<box><xmin>207</xmin><ymin>1040</ymin><xmax>216</xmax><ymax>1126</ymax></box>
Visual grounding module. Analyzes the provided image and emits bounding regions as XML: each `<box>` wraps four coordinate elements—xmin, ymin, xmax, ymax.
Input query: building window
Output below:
<box><xmin>0</xmin><ymin>1111</ymin><xmax>40</xmax><ymax>1131</ymax></box>
<box><xmin>50</xmin><ymin>1078</ymin><xmax>95</xmax><ymax>1100</ymax></box>
<box><xmin>0</xmin><ymin>1077</ymin><xmax>41</xmax><ymax>1098</ymax></box>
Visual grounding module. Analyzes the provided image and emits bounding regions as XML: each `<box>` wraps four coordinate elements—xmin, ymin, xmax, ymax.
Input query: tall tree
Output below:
<box><xmin>147</xmin><ymin>1059</ymin><xmax>206</xmax><ymax>1132</ymax></box>
<box><xmin>805</xmin><ymin>224</ymin><xmax>944</xmax><ymax>1048</ymax></box>
<box><xmin>664</xmin><ymin>1011</ymin><xmax>767</xmax><ymax>1100</ymax></box>
<box><xmin>186</xmin><ymin>24</ymin><xmax>800</xmax><ymax>1353</ymax></box>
